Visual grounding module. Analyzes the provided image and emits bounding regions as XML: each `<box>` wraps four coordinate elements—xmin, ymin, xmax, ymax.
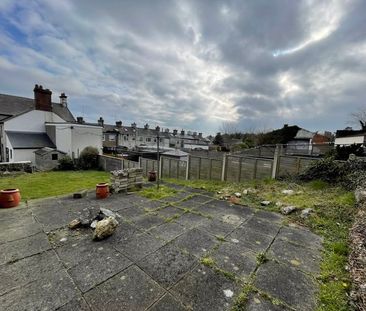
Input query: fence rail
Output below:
<box><xmin>99</xmin><ymin>146</ymin><xmax>320</xmax><ymax>183</ymax></box>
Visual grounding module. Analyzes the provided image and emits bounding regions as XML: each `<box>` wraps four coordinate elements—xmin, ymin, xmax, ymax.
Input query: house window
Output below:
<box><xmin>10</xmin><ymin>149</ymin><xmax>12</xmax><ymax>159</ymax></box>
<box><xmin>109</xmin><ymin>134</ymin><xmax>115</xmax><ymax>141</ymax></box>
<box><xmin>52</xmin><ymin>154</ymin><xmax>58</xmax><ymax>161</ymax></box>
<box><xmin>146</xmin><ymin>138</ymin><xmax>151</xmax><ymax>142</ymax></box>
<box><xmin>102</xmin><ymin>135</ymin><xmax>106</xmax><ymax>141</ymax></box>
<box><xmin>124</xmin><ymin>136</ymin><xmax>128</xmax><ymax>141</ymax></box>
<box><xmin>139</xmin><ymin>137</ymin><xmax>143</xmax><ymax>141</ymax></box>
<box><xmin>154</xmin><ymin>138</ymin><xmax>156</xmax><ymax>142</ymax></box>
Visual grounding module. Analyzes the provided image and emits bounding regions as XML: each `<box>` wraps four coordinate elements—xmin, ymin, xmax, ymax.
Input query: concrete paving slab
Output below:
<box><xmin>268</xmin><ymin>238</ymin><xmax>322</xmax><ymax>274</ymax></box>
<box><xmin>176</xmin><ymin>212</ymin><xmax>210</xmax><ymax>229</ymax></box>
<box><xmin>56</xmin><ymin>296</ymin><xmax>91</xmax><ymax>311</ymax></box>
<box><xmin>212</xmin><ymin>241</ymin><xmax>257</xmax><ymax>279</ymax></box>
<box><xmin>246</xmin><ymin>293</ymin><xmax>290</xmax><ymax>311</ymax></box>
<box><xmin>161</xmin><ymin>191</ymin><xmax>192</xmax><ymax>203</ymax></box>
<box><xmin>198</xmin><ymin>218</ymin><xmax>237</xmax><ymax>237</ymax></box>
<box><xmin>0</xmin><ymin>232</ymin><xmax>51</xmax><ymax>265</ymax></box>
<box><xmin>114</xmin><ymin>232</ymin><xmax>166</xmax><ymax>261</ymax></box>
<box><xmin>84</xmin><ymin>265</ymin><xmax>165</xmax><ymax>311</ymax></box>
<box><xmin>175</xmin><ymin>195</ymin><xmax>212</xmax><ymax>208</ymax></box>
<box><xmin>0</xmin><ymin>221</ymin><xmax>42</xmax><ymax>244</ymax></box>
<box><xmin>254</xmin><ymin>260</ymin><xmax>317</xmax><ymax>311</ymax></box>
<box><xmin>138</xmin><ymin>243</ymin><xmax>197</xmax><ymax>288</ymax></box>
<box><xmin>0</xmin><ymin>250</ymin><xmax>62</xmax><ymax>296</ymax></box>
<box><xmin>229</xmin><ymin>227</ymin><xmax>275</xmax><ymax>253</ymax></box>
<box><xmin>132</xmin><ymin>214</ymin><xmax>165</xmax><ymax>231</ymax></box>
<box><xmin>68</xmin><ymin>246</ymin><xmax>132</xmax><ymax>292</ymax></box>
<box><xmin>255</xmin><ymin>210</ymin><xmax>284</xmax><ymax>224</ymax></box>
<box><xmin>148</xmin><ymin>293</ymin><xmax>187</xmax><ymax>311</ymax></box>
<box><xmin>148</xmin><ymin>222</ymin><xmax>187</xmax><ymax>241</ymax></box>
<box><xmin>118</xmin><ymin>205</ymin><xmax>146</xmax><ymax>220</ymax></box>
<box><xmin>277</xmin><ymin>226</ymin><xmax>323</xmax><ymax>250</ymax></box>
<box><xmin>0</xmin><ymin>269</ymin><xmax>78</xmax><ymax>311</ymax></box>
<box><xmin>156</xmin><ymin>205</ymin><xmax>184</xmax><ymax>219</ymax></box>
<box><xmin>243</xmin><ymin>216</ymin><xmax>282</xmax><ymax>237</ymax></box>
<box><xmin>172</xmin><ymin>264</ymin><xmax>239</xmax><ymax>311</ymax></box>
<box><xmin>173</xmin><ymin>228</ymin><xmax>217</xmax><ymax>258</ymax></box>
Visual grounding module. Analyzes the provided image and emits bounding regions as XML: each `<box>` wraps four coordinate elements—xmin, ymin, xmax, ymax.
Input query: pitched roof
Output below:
<box><xmin>0</xmin><ymin>94</ymin><xmax>75</xmax><ymax>122</ymax></box>
<box><xmin>294</xmin><ymin>128</ymin><xmax>315</xmax><ymax>139</ymax></box>
<box><xmin>6</xmin><ymin>131</ymin><xmax>56</xmax><ymax>149</ymax></box>
<box><xmin>34</xmin><ymin>147</ymin><xmax>66</xmax><ymax>155</ymax></box>
<box><xmin>336</xmin><ymin>129</ymin><xmax>366</xmax><ymax>138</ymax></box>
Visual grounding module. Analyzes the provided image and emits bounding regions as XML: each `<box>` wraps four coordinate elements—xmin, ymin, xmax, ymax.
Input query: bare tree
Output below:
<box><xmin>350</xmin><ymin>109</ymin><xmax>366</xmax><ymax>130</ymax></box>
<box><xmin>219</xmin><ymin>121</ymin><xmax>239</xmax><ymax>134</ymax></box>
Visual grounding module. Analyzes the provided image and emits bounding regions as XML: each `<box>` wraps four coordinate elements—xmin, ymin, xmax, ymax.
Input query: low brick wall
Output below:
<box><xmin>0</xmin><ymin>161</ymin><xmax>32</xmax><ymax>174</ymax></box>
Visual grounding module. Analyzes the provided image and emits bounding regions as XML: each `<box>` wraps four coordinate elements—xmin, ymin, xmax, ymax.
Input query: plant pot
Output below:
<box><xmin>148</xmin><ymin>171</ymin><xmax>157</xmax><ymax>182</ymax></box>
<box><xmin>0</xmin><ymin>189</ymin><xmax>21</xmax><ymax>208</ymax></box>
<box><xmin>96</xmin><ymin>183</ymin><xmax>109</xmax><ymax>199</ymax></box>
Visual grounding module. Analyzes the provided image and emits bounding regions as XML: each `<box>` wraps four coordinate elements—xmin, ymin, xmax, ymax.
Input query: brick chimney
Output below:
<box><xmin>34</xmin><ymin>84</ymin><xmax>52</xmax><ymax>111</ymax></box>
<box><xmin>198</xmin><ymin>133</ymin><xmax>203</xmax><ymax>138</ymax></box>
<box><xmin>59</xmin><ymin>93</ymin><xmax>67</xmax><ymax>107</ymax></box>
<box><xmin>98</xmin><ymin>117</ymin><xmax>104</xmax><ymax>127</ymax></box>
<box><xmin>181</xmin><ymin>129</ymin><xmax>185</xmax><ymax>136</ymax></box>
<box><xmin>173</xmin><ymin>129</ymin><xmax>178</xmax><ymax>135</ymax></box>
<box><xmin>116</xmin><ymin>121</ymin><xmax>122</xmax><ymax>128</ymax></box>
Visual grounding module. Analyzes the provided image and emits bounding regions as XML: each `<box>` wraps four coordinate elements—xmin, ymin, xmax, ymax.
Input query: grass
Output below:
<box><xmin>138</xmin><ymin>185</ymin><xmax>177</xmax><ymax>200</ymax></box>
<box><xmin>166</xmin><ymin>177</ymin><xmax>355</xmax><ymax>311</ymax></box>
<box><xmin>0</xmin><ymin>170</ymin><xmax>109</xmax><ymax>200</ymax></box>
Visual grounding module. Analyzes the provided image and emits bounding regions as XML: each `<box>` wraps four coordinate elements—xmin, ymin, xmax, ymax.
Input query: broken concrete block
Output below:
<box><xmin>93</xmin><ymin>216</ymin><xmax>119</xmax><ymax>240</ymax></box>
<box><xmin>68</xmin><ymin>219</ymin><xmax>81</xmax><ymax>229</ymax></box>
<box><xmin>73</xmin><ymin>190</ymin><xmax>87</xmax><ymax>199</ymax></box>
<box><xmin>234</xmin><ymin>192</ymin><xmax>242</xmax><ymax>198</ymax></box>
<box><xmin>301</xmin><ymin>208</ymin><xmax>314</xmax><ymax>219</ymax></box>
<box><xmin>100</xmin><ymin>207</ymin><xmax>116</xmax><ymax>218</ymax></box>
<box><xmin>282</xmin><ymin>189</ymin><xmax>294</xmax><ymax>195</ymax></box>
<box><xmin>281</xmin><ymin>206</ymin><xmax>297</xmax><ymax>215</ymax></box>
<box><xmin>261</xmin><ymin>201</ymin><xmax>271</xmax><ymax>206</ymax></box>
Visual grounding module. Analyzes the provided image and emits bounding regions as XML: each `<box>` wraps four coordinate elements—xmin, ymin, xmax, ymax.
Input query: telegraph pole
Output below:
<box><xmin>156</xmin><ymin>126</ymin><xmax>160</xmax><ymax>189</ymax></box>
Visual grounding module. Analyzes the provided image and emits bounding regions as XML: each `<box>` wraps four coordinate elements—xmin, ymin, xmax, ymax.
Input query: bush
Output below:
<box><xmin>58</xmin><ymin>156</ymin><xmax>75</xmax><ymax>170</ymax></box>
<box><xmin>78</xmin><ymin>146</ymin><xmax>99</xmax><ymax>170</ymax></box>
<box><xmin>299</xmin><ymin>157</ymin><xmax>366</xmax><ymax>190</ymax></box>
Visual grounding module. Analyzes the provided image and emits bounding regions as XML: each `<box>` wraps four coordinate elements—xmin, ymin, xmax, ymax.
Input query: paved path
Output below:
<box><xmin>0</xmin><ymin>183</ymin><xmax>323</xmax><ymax>310</ymax></box>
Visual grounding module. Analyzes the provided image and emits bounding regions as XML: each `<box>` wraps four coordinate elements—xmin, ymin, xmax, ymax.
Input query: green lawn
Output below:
<box><xmin>165</xmin><ymin>178</ymin><xmax>355</xmax><ymax>311</ymax></box>
<box><xmin>0</xmin><ymin>171</ymin><xmax>109</xmax><ymax>200</ymax></box>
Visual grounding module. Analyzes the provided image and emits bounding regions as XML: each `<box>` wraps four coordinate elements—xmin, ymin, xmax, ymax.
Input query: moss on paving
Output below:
<box><xmin>166</xmin><ymin>177</ymin><xmax>355</xmax><ymax>311</ymax></box>
<box><xmin>0</xmin><ymin>170</ymin><xmax>109</xmax><ymax>200</ymax></box>
<box><xmin>138</xmin><ymin>185</ymin><xmax>177</xmax><ymax>200</ymax></box>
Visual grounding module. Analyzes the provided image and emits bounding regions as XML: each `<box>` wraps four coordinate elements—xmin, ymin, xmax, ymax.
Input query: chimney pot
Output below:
<box><xmin>181</xmin><ymin>130</ymin><xmax>185</xmax><ymax>136</ymax></box>
<box><xmin>77</xmin><ymin>116</ymin><xmax>84</xmax><ymax>124</ymax></box>
<box><xmin>116</xmin><ymin>121</ymin><xmax>122</xmax><ymax>127</ymax></box>
<box><xmin>98</xmin><ymin>117</ymin><xmax>104</xmax><ymax>127</ymax></box>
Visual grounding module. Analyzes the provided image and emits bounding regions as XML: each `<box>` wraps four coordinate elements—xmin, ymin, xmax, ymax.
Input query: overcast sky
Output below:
<box><xmin>0</xmin><ymin>0</ymin><xmax>365</xmax><ymax>135</ymax></box>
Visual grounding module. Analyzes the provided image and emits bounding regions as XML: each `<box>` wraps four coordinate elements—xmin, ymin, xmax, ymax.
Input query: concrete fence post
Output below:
<box><xmin>271</xmin><ymin>144</ymin><xmax>281</xmax><ymax>179</ymax></box>
<box><xmin>221</xmin><ymin>154</ymin><xmax>227</xmax><ymax>181</ymax></box>
<box><xmin>159</xmin><ymin>156</ymin><xmax>163</xmax><ymax>179</ymax></box>
<box><xmin>185</xmin><ymin>154</ymin><xmax>190</xmax><ymax>180</ymax></box>
<box><xmin>138</xmin><ymin>156</ymin><xmax>141</xmax><ymax>168</ymax></box>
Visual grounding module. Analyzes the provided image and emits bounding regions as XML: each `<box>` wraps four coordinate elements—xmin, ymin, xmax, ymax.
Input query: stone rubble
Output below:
<box><xmin>261</xmin><ymin>201</ymin><xmax>271</xmax><ymax>206</ymax></box>
<box><xmin>110</xmin><ymin>168</ymin><xmax>143</xmax><ymax>193</ymax></box>
<box><xmin>281</xmin><ymin>205</ymin><xmax>297</xmax><ymax>215</ymax></box>
<box><xmin>282</xmin><ymin>189</ymin><xmax>294</xmax><ymax>195</ymax></box>
<box><xmin>301</xmin><ymin>208</ymin><xmax>314</xmax><ymax>219</ymax></box>
<box><xmin>93</xmin><ymin>216</ymin><xmax>119</xmax><ymax>240</ymax></box>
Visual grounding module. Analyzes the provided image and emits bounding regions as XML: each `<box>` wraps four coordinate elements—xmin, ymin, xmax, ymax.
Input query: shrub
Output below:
<box><xmin>78</xmin><ymin>146</ymin><xmax>99</xmax><ymax>170</ymax></box>
<box><xmin>57</xmin><ymin>156</ymin><xmax>75</xmax><ymax>170</ymax></box>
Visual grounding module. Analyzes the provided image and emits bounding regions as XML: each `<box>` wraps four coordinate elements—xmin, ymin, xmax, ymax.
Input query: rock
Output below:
<box><xmin>90</xmin><ymin>220</ymin><xmax>98</xmax><ymax>229</ymax></box>
<box><xmin>73</xmin><ymin>190</ymin><xmax>87</xmax><ymax>199</ymax></box>
<box><xmin>68</xmin><ymin>219</ymin><xmax>81</xmax><ymax>230</ymax></box>
<box><xmin>261</xmin><ymin>201</ymin><xmax>271</xmax><ymax>206</ymax></box>
<box><xmin>93</xmin><ymin>216</ymin><xmax>119</xmax><ymax>240</ymax></box>
<box><xmin>301</xmin><ymin>208</ymin><xmax>313</xmax><ymax>219</ymax></box>
<box><xmin>282</xmin><ymin>189</ymin><xmax>294</xmax><ymax>195</ymax></box>
<box><xmin>243</xmin><ymin>189</ymin><xmax>248</xmax><ymax>195</ymax></box>
<box><xmin>229</xmin><ymin>196</ymin><xmax>240</xmax><ymax>205</ymax></box>
<box><xmin>234</xmin><ymin>192</ymin><xmax>242</xmax><ymax>198</ymax></box>
<box><xmin>355</xmin><ymin>188</ymin><xmax>366</xmax><ymax>204</ymax></box>
<box><xmin>275</xmin><ymin>201</ymin><xmax>283</xmax><ymax>207</ymax></box>
<box><xmin>79</xmin><ymin>207</ymin><xmax>101</xmax><ymax>227</ymax></box>
<box><xmin>60</xmin><ymin>238</ymin><xmax>67</xmax><ymax>242</ymax></box>
<box><xmin>281</xmin><ymin>206</ymin><xmax>297</xmax><ymax>215</ymax></box>
<box><xmin>217</xmin><ymin>191</ymin><xmax>223</xmax><ymax>194</ymax></box>
<box><xmin>100</xmin><ymin>207</ymin><xmax>116</xmax><ymax>218</ymax></box>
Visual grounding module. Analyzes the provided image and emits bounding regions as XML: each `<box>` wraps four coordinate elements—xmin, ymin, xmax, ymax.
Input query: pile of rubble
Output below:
<box><xmin>68</xmin><ymin>207</ymin><xmax>119</xmax><ymax>240</ymax></box>
<box><xmin>110</xmin><ymin>168</ymin><xmax>143</xmax><ymax>193</ymax></box>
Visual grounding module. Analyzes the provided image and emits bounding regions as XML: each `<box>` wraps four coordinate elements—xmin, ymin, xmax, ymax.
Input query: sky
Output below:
<box><xmin>0</xmin><ymin>0</ymin><xmax>366</xmax><ymax>135</ymax></box>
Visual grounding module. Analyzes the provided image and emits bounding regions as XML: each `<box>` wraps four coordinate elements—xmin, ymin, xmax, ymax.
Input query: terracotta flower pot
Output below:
<box><xmin>0</xmin><ymin>189</ymin><xmax>21</xmax><ymax>208</ymax></box>
<box><xmin>96</xmin><ymin>183</ymin><xmax>109</xmax><ymax>199</ymax></box>
<box><xmin>148</xmin><ymin>171</ymin><xmax>157</xmax><ymax>182</ymax></box>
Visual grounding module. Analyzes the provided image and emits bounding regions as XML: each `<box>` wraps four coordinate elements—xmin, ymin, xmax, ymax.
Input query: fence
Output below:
<box><xmin>99</xmin><ymin>147</ymin><xmax>320</xmax><ymax>182</ymax></box>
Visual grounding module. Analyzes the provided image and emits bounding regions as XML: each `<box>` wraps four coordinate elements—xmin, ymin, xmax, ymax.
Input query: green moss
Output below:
<box><xmin>138</xmin><ymin>185</ymin><xmax>177</xmax><ymax>200</ymax></box>
<box><xmin>201</xmin><ymin>256</ymin><xmax>215</xmax><ymax>268</ymax></box>
<box><xmin>215</xmin><ymin>235</ymin><xmax>226</xmax><ymax>242</ymax></box>
<box><xmin>256</xmin><ymin>252</ymin><xmax>268</xmax><ymax>265</ymax></box>
<box><xmin>164</xmin><ymin>214</ymin><xmax>180</xmax><ymax>223</ymax></box>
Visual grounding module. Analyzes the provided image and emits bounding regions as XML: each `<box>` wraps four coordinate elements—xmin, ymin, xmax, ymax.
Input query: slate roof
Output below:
<box><xmin>336</xmin><ymin>129</ymin><xmax>366</xmax><ymax>138</ymax></box>
<box><xmin>162</xmin><ymin>150</ymin><xmax>189</xmax><ymax>157</ymax></box>
<box><xmin>6</xmin><ymin>131</ymin><xmax>56</xmax><ymax>149</ymax></box>
<box><xmin>0</xmin><ymin>94</ymin><xmax>75</xmax><ymax>122</ymax></box>
<box><xmin>294</xmin><ymin>129</ymin><xmax>315</xmax><ymax>140</ymax></box>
